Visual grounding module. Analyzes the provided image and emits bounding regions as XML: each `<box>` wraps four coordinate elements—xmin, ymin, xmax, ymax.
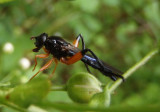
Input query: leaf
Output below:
<box><xmin>103</xmin><ymin>0</ymin><xmax>120</xmax><ymax>7</ymax></box>
<box><xmin>72</xmin><ymin>0</ymin><xmax>100</xmax><ymax>13</ymax></box>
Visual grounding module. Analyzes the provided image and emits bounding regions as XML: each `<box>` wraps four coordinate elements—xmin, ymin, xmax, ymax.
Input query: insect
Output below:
<box><xmin>30</xmin><ymin>33</ymin><xmax>124</xmax><ymax>81</ymax></box>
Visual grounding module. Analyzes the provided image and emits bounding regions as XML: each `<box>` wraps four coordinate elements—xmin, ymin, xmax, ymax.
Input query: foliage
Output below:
<box><xmin>0</xmin><ymin>0</ymin><xmax>160</xmax><ymax>111</ymax></box>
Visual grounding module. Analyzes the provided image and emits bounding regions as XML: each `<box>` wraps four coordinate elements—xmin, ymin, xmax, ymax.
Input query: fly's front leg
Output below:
<box><xmin>33</xmin><ymin>54</ymin><xmax>49</xmax><ymax>71</ymax></box>
<box><xmin>33</xmin><ymin>47</ymin><xmax>49</xmax><ymax>71</ymax></box>
<box><xmin>30</xmin><ymin>58</ymin><xmax>54</xmax><ymax>81</ymax></box>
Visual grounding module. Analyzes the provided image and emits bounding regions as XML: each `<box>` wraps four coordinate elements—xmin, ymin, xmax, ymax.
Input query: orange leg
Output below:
<box><xmin>43</xmin><ymin>47</ymin><xmax>49</xmax><ymax>53</ymax></box>
<box><xmin>33</xmin><ymin>47</ymin><xmax>49</xmax><ymax>71</ymax></box>
<box><xmin>33</xmin><ymin>53</ymin><xmax>49</xmax><ymax>71</ymax></box>
<box><xmin>73</xmin><ymin>34</ymin><xmax>91</xmax><ymax>73</ymax></box>
<box><xmin>60</xmin><ymin>52</ymin><xmax>83</xmax><ymax>65</ymax></box>
<box><xmin>49</xmin><ymin>59</ymin><xmax>58</xmax><ymax>78</ymax></box>
<box><xmin>73</xmin><ymin>34</ymin><xmax>84</xmax><ymax>47</ymax></box>
<box><xmin>73</xmin><ymin>39</ymin><xmax>80</xmax><ymax>47</ymax></box>
<box><xmin>30</xmin><ymin>58</ymin><xmax>54</xmax><ymax>81</ymax></box>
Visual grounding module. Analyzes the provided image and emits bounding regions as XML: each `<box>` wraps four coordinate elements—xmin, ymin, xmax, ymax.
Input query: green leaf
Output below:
<box><xmin>83</xmin><ymin>15</ymin><xmax>102</xmax><ymax>32</ymax></box>
<box><xmin>103</xmin><ymin>0</ymin><xmax>120</xmax><ymax>7</ymax></box>
<box><xmin>116</xmin><ymin>21</ymin><xmax>137</xmax><ymax>43</ymax></box>
<box><xmin>72</xmin><ymin>0</ymin><xmax>100</xmax><ymax>13</ymax></box>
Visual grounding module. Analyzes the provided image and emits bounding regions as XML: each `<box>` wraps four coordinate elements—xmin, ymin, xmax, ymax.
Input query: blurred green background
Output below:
<box><xmin>0</xmin><ymin>0</ymin><xmax>160</xmax><ymax>111</ymax></box>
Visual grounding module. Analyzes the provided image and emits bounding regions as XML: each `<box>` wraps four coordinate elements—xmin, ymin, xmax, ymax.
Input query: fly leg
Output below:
<box><xmin>73</xmin><ymin>34</ymin><xmax>85</xmax><ymax>49</ymax></box>
<box><xmin>61</xmin><ymin>36</ymin><xmax>104</xmax><ymax>73</ymax></box>
<box><xmin>73</xmin><ymin>34</ymin><xmax>91</xmax><ymax>73</ymax></box>
<box><xmin>33</xmin><ymin>48</ymin><xmax>49</xmax><ymax>71</ymax></box>
<box><xmin>30</xmin><ymin>58</ymin><xmax>54</xmax><ymax>81</ymax></box>
<box><xmin>49</xmin><ymin>59</ymin><xmax>58</xmax><ymax>79</ymax></box>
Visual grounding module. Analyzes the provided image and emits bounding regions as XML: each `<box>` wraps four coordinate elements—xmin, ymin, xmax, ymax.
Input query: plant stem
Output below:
<box><xmin>41</xmin><ymin>101</ymin><xmax>160</xmax><ymax>112</ymax></box>
<box><xmin>0</xmin><ymin>98</ymin><xmax>28</xmax><ymax>112</ymax></box>
<box><xmin>3</xmin><ymin>102</ymin><xmax>29</xmax><ymax>112</ymax></box>
<box><xmin>109</xmin><ymin>48</ymin><xmax>159</xmax><ymax>93</ymax></box>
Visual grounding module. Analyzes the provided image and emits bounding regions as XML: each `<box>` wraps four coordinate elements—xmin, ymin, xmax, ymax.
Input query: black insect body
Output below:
<box><xmin>31</xmin><ymin>33</ymin><xmax>124</xmax><ymax>81</ymax></box>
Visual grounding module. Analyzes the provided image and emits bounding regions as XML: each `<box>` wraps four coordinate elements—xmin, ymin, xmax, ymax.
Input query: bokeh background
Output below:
<box><xmin>0</xmin><ymin>0</ymin><xmax>160</xmax><ymax>111</ymax></box>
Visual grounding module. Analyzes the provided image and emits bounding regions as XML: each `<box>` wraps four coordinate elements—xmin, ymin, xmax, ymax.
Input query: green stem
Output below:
<box><xmin>0</xmin><ymin>97</ymin><xmax>28</xmax><ymax>112</ymax></box>
<box><xmin>41</xmin><ymin>101</ymin><xmax>160</xmax><ymax>112</ymax></box>
<box><xmin>3</xmin><ymin>101</ymin><xmax>29</xmax><ymax>112</ymax></box>
<box><xmin>109</xmin><ymin>48</ymin><xmax>159</xmax><ymax>93</ymax></box>
<box><xmin>51</xmin><ymin>85</ymin><xmax>67</xmax><ymax>91</ymax></box>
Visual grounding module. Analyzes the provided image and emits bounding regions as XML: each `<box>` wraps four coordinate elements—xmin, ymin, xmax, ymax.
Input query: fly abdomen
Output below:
<box><xmin>81</xmin><ymin>54</ymin><xmax>124</xmax><ymax>81</ymax></box>
<box><xmin>81</xmin><ymin>55</ymin><xmax>101</xmax><ymax>70</ymax></box>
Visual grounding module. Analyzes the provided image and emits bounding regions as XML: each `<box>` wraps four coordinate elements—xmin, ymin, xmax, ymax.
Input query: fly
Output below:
<box><xmin>30</xmin><ymin>33</ymin><xmax>124</xmax><ymax>81</ymax></box>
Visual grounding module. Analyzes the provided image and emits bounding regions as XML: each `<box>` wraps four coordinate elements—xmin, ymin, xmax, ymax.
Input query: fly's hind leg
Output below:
<box><xmin>73</xmin><ymin>34</ymin><xmax>91</xmax><ymax>73</ymax></box>
<box><xmin>73</xmin><ymin>34</ymin><xmax>85</xmax><ymax>49</ymax></box>
<box><xmin>84</xmin><ymin>63</ymin><xmax>92</xmax><ymax>73</ymax></box>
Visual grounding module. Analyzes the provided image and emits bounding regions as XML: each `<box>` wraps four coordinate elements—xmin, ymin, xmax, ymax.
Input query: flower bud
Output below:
<box><xmin>3</xmin><ymin>42</ymin><xmax>14</xmax><ymax>54</ymax></box>
<box><xmin>67</xmin><ymin>72</ymin><xmax>102</xmax><ymax>103</ymax></box>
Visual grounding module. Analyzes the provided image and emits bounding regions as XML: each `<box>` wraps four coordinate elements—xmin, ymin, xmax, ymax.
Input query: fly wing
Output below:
<box><xmin>62</xmin><ymin>43</ymin><xmax>81</xmax><ymax>56</ymax></box>
<box><xmin>82</xmin><ymin>54</ymin><xmax>123</xmax><ymax>74</ymax></box>
<box><xmin>101</xmin><ymin>60</ymin><xmax>123</xmax><ymax>75</ymax></box>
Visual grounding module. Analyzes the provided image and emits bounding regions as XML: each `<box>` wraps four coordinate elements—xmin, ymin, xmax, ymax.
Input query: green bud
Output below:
<box><xmin>67</xmin><ymin>72</ymin><xmax>102</xmax><ymax>103</ymax></box>
<box><xmin>6</xmin><ymin>76</ymin><xmax>51</xmax><ymax>107</ymax></box>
